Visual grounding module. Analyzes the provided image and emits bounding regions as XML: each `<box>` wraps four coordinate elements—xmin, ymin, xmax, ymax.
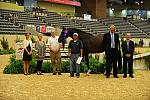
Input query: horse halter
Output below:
<box><xmin>62</xmin><ymin>29</ymin><xmax>68</xmax><ymax>49</ymax></box>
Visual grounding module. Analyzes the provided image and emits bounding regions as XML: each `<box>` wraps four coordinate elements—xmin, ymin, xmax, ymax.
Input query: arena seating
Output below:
<box><xmin>129</xmin><ymin>19</ymin><xmax>150</xmax><ymax>36</ymax></box>
<box><xmin>45</xmin><ymin>12</ymin><xmax>93</xmax><ymax>34</ymax></box>
<box><xmin>75</xmin><ymin>19</ymin><xmax>109</xmax><ymax>34</ymax></box>
<box><xmin>0</xmin><ymin>16</ymin><xmax>26</xmax><ymax>34</ymax></box>
<box><xmin>0</xmin><ymin>9</ymin><xmax>150</xmax><ymax>38</ymax></box>
<box><xmin>100</xmin><ymin>17</ymin><xmax>149</xmax><ymax>38</ymax></box>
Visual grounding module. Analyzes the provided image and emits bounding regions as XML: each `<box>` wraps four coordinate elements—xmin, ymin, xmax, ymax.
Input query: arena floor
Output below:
<box><xmin>0</xmin><ymin>70</ymin><xmax>150</xmax><ymax>100</ymax></box>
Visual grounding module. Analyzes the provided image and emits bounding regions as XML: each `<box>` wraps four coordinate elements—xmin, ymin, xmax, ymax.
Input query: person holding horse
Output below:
<box><xmin>103</xmin><ymin>25</ymin><xmax>120</xmax><ymax>78</ymax></box>
<box><xmin>48</xmin><ymin>29</ymin><xmax>62</xmax><ymax>75</ymax></box>
<box><xmin>68</xmin><ymin>33</ymin><xmax>83</xmax><ymax>78</ymax></box>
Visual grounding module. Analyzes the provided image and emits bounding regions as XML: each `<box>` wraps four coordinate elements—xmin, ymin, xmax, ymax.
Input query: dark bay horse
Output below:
<box><xmin>58</xmin><ymin>28</ymin><xmax>105</xmax><ymax>73</ymax></box>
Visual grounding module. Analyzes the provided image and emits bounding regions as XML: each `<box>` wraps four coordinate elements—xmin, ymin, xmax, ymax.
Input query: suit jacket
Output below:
<box><xmin>103</xmin><ymin>32</ymin><xmax>120</xmax><ymax>53</ymax></box>
<box><xmin>121</xmin><ymin>40</ymin><xmax>135</xmax><ymax>56</ymax></box>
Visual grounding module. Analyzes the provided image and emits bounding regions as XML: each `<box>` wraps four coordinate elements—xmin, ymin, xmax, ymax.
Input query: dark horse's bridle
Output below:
<box><xmin>62</xmin><ymin>29</ymin><xmax>68</xmax><ymax>49</ymax></box>
<box><xmin>61</xmin><ymin>29</ymin><xmax>74</xmax><ymax>62</ymax></box>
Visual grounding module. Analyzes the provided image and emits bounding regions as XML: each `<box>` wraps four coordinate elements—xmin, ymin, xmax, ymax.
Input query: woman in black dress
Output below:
<box><xmin>23</xmin><ymin>33</ymin><xmax>32</xmax><ymax>75</ymax></box>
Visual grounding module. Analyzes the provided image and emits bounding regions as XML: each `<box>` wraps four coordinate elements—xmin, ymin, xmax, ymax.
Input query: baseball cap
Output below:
<box><xmin>73</xmin><ymin>33</ymin><xmax>78</xmax><ymax>36</ymax></box>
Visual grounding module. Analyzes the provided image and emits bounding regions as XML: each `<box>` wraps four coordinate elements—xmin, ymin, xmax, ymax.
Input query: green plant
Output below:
<box><xmin>88</xmin><ymin>57</ymin><xmax>106</xmax><ymax>74</ymax></box>
<box><xmin>3</xmin><ymin>54</ymin><xmax>23</xmax><ymax>74</ymax></box>
<box><xmin>0</xmin><ymin>36</ymin><xmax>9</xmax><ymax>50</ymax></box>
<box><xmin>0</xmin><ymin>48</ymin><xmax>15</xmax><ymax>55</ymax></box>
<box><xmin>61</xmin><ymin>61</ymin><xmax>70</xmax><ymax>73</ymax></box>
<box><xmin>3</xmin><ymin>55</ymin><xmax>106</xmax><ymax>74</ymax></box>
<box><xmin>42</xmin><ymin>61</ymin><xmax>52</xmax><ymax>73</ymax></box>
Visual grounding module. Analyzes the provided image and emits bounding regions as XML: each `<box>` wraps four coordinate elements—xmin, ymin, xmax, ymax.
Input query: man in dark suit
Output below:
<box><xmin>122</xmin><ymin>33</ymin><xmax>135</xmax><ymax>78</ymax></box>
<box><xmin>103</xmin><ymin>25</ymin><xmax>120</xmax><ymax>78</ymax></box>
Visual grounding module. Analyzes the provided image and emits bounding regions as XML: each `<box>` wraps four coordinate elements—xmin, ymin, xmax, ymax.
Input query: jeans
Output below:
<box><xmin>70</xmin><ymin>53</ymin><xmax>80</xmax><ymax>76</ymax></box>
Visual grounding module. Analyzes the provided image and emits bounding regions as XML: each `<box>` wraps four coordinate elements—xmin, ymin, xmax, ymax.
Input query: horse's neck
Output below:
<box><xmin>79</xmin><ymin>33</ymin><xmax>93</xmax><ymax>40</ymax></box>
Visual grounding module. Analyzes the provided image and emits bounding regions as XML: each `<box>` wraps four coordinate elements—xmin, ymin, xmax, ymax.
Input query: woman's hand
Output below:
<box><xmin>28</xmin><ymin>52</ymin><xmax>32</xmax><ymax>55</ymax></box>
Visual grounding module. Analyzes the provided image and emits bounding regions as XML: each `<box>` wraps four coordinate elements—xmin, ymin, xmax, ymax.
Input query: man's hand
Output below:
<box><xmin>126</xmin><ymin>54</ymin><xmax>131</xmax><ymax>58</ymax></box>
<box><xmin>68</xmin><ymin>53</ymin><xmax>71</xmax><ymax>57</ymax></box>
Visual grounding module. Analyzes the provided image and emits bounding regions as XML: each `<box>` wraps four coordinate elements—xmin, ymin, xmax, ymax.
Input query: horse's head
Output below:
<box><xmin>58</xmin><ymin>28</ymin><xmax>75</xmax><ymax>48</ymax></box>
<box><xmin>59</xmin><ymin>28</ymin><xmax>70</xmax><ymax>48</ymax></box>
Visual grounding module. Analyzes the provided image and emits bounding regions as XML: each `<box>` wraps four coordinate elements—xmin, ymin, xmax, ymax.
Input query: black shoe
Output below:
<box><xmin>53</xmin><ymin>73</ymin><xmax>57</xmax><ymax>75</ymax></box>
<box><xmin>106</xmin><ymin>76</ymin><xmax>110</xmax><ymax>78</ymax></box>
<box><xmin>123</xmin><ymin>75</ymin><xmax>127</xmax><ymax>78</ymax></box>
<box><xmin>70</xmin><ymin>74</ymin><xmax>74</xmax><ymax>77</ymax></box>
<box><xmin>24</xmin><ymin>73</ymin><xmax>28</xmax><ymax>75</ymax></box>
<box><xmin>76</xmin><ymin>76</ymin><xmax>80</xmax><ymax>78</ymax></box>
<box><xmin>114</xmin><ymin>76</ymin><xmax>119</xmax><ymax>78</ymax></box>
<box><xmin>58</xmin><ymin>73</ymin><xmax>62</xmax><ymax>75</ymax></box>
<box><xmin>24</xmin><ymin>73</ymin><xmax>31</xmax><ymax>75</ymax></box>
<box><xmin>37</xmin><ymin>73</ymin><xmax>43</xmax><ymax>75</ymax></box>
<box><xmin>129</xmin><ymin>75</ymin><xmax>134</xmax><ymax>78</ymax></box>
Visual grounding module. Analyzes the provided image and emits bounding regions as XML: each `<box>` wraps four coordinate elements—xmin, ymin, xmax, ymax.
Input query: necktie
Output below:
<box><xmin>127</xmin><ymin>41</ymin><xmax>129</xmax><ymax>51</ymax></box>
<box><xmin>111</xmin><ymin>33</ymin><xmax>115</xmax><ymax>48</ymax></box>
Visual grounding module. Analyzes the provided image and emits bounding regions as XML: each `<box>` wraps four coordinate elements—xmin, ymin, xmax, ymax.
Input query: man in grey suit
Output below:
<box><xmin>122</xmin><ymin>33</ymin><xmax>135</xmax><ymax>78</ymax></box>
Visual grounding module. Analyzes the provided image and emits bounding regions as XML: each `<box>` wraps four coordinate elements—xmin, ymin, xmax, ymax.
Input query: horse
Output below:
<box><xmin>58</xmin><ymin>28</ymin><xmax>105</xmax><ymax>74</ymax></box>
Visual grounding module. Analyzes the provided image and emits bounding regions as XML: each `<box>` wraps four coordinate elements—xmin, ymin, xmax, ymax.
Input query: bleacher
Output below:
<box><xmin>45</xmin><ymin>12</ymin><xmax>93</xmax><ymax>34</ymax></box>
<box><xmin>101</xmin><ymin>17</ymin><xmax>149</xmax><ymax>38</ymax></box>
<box><xmin>129</xmin><ymin>19</ymin><xmax>150</xmax><ymax>36</ymax></box>
<box><xmin>75</xmin><ymin>19</ymin><xmax>109</xmax><ymax>34</ymax></box>
<box><xmin>0</xmin><ymin>16</ymin><xmax>26</xmax><ymax>35</ymax></box>
<box><xmin>0</xmin><ymin>9</ymin><xmax>150</xmax><ymax>38</ymax></box>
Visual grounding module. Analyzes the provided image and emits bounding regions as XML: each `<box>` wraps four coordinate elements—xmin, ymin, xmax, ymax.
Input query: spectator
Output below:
<box><xmin>23</xmin><ymin>33</ymin><xmax>32</xmax><ymax>75</ymax></box>
<box><xmin>35</xmin><ymin>33</ymin><xmax>46</xmax><ymax>75</ymax></box>
<box><xmin>48</xmin><ymin>29</ymin><xmax>62</xmax><ymax>75</ymax></box>
<box><xmin>122</xmin><ymin>33</ymin><xmax>135</xmax><ymax>78</ymax></box>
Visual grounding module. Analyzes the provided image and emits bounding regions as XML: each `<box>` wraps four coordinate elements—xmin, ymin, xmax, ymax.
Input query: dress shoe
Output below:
<box><xmin>70</xmin><ymin>74</ymin><xmax>74</xmax><ymax>77</ymax></box>
<box><xmin>106</xmin><ymin>76</ymin><xmax>110</xmax><ymax>78</ymax></box>
<box><xmin>53</xmin><ymin>73</ymin><xmax>57</xmax><ymax>75</ymax></box>
<box><xmin>58</xmin><ymin>73</ymin><xmax>62</xmax><ymax>75</ymax></box>
<box><xmin>24</xmin><ymin>73</ymin><xmax>31</xmax><ymax>75</ymax></box>
<box><xmin>114</xmin><ymin>76</ymin><xmax>119</xmax><ymax>78</ymax></box>
<box><xmin>37</xmin><ymin>73</ymin><xmax>43</xmax><ymax>75</ymax></box>
<box><xmin>129</xmin><ymin>75</ymin><xmax>134</xmax><ymax>78</ymax></box>
<box><xmin>123</xmin><ymin>75</ymin><xmax>127</xmax><ymax>78</ymax></box>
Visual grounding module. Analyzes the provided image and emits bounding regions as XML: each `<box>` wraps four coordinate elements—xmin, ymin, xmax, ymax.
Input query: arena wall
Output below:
<box><xmin>37</xmin><ymin>1</ymin><xmax>75</xmax><ymax>16</ymax></box>
<box><xmin>0</xmin><ymin>2</ymin><xmax>24</xmax><ymax>11</ymax></box>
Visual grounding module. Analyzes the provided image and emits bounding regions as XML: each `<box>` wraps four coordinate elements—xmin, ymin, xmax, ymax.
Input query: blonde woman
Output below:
<box><xmin>35</xmin><ymin>33</ymin><xmax>46</xmax><ymax>75</ymax></box>
<box><xmin>23</xmin><ymin>33</ymin><xmax>32</xmax><ymax>75</ymax></box>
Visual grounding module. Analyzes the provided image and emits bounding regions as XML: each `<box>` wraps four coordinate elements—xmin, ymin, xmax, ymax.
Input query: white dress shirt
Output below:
<box><xmin>48</xmin><ymin>36</ymin><xmax>60</xmax><ymax>49</ymax></box>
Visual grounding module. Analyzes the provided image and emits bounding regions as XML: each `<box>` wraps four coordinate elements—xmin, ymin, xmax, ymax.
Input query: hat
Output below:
<box><xmin>73</xmin><ymin>33</ymin><xmax>78</xmax><ymax>36</ymax></box>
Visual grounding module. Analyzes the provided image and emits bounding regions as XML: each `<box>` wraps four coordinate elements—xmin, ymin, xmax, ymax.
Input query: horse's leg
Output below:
<box><xmin>85</xmin><ymin>53</ymin><xmax>91</xmax><ymax>75</ymax></box>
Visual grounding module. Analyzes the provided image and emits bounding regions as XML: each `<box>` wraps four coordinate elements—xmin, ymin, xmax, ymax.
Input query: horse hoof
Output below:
<box><xmin>86</xmin><ymin>69</ymin><xmax>91</xmax><ymax>75</ymax></box>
